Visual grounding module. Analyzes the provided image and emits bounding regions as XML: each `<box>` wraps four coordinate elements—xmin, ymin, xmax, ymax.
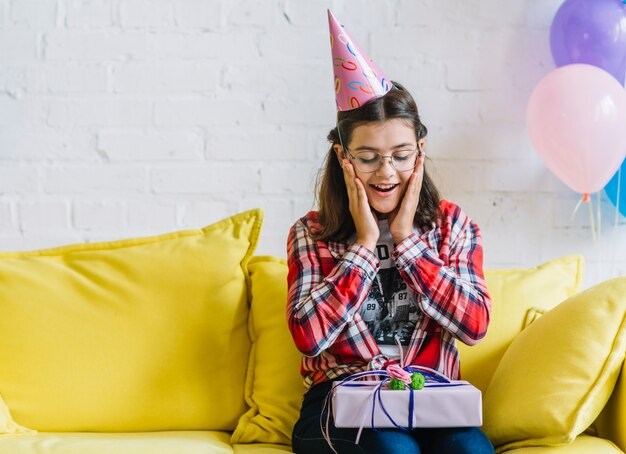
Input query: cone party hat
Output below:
<box><xmin>327</xmin><ymin>9</ymin><xmax>392</xmax><ymax>111</ymax></box>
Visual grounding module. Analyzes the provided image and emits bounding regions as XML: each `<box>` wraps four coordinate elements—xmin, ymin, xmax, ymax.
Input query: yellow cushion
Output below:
<box><xmin>457</xmin><ymin>255</ymin><xmax>583</xmax><ymax>393</ymax></box>
<box><xmin>504</xmin><ymin>434</ymin><xmax>622</xmax><ymax>454</ymax></box>
<box><xmin>0</xmin><ymin>209</ymin><xmax>262</xmax><ymax>432</ymax></box>
<box><xmin>0</xmin><ymin>431</ymin><xmax>234</xmax><ymax>454</ymax></box>
<box><xmin>482</xmin><ymin>277</ymin><xmax>626</xmax><ymax>452</ymax></box>
<box><xmin>231</xmin><ymin>257</ymin><xmax>304</xmax><ymax>445</ymax></box>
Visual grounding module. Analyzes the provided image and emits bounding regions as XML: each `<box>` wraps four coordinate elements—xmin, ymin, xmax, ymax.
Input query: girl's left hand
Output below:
<box><xmin>388</xmin><ymin>151</ymin><xmax>425</xmax><ymax>244</ymax></box>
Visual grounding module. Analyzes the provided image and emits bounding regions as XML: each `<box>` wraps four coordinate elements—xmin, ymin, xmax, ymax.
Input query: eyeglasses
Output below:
<box><xmin>344</xmin><ymin>148</ymin><xmax>422</xmax><ymax>173</ymax></box>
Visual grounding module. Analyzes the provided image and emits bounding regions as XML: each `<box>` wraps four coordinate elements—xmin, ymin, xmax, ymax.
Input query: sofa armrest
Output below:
<box><xmin>595</xmin><ymin>363</ymin><xmax>626</xmax><ymax>452</ymax></box>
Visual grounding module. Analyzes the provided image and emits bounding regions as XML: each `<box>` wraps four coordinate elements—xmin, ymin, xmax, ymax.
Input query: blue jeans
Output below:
<box><xmin>292</xmin><ymin>378</ymin><xmax>494</xmax><ymax>454</ymax></box>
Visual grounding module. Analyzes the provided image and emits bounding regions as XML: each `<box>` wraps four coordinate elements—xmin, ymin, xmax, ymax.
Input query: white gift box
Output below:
<box><xmin>332</xmin><ymin>380</ymin><xmax>482</xmax><ymax>429</ymax></box>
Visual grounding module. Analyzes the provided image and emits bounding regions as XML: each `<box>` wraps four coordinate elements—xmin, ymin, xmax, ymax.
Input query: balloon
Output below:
<box><xmin>550</xmin><ymin>0</ymin><xmax>626</xmax><ymax>85</ymax></box>
<box><xmin>605</xmin><ymin>158</ymin><xmax>626</xmax><ymax>217</ymax></box>
<box><xmin>527</xmin><ymin>64</ymin><xmax>626</xmax><ymax>195</ymax></box>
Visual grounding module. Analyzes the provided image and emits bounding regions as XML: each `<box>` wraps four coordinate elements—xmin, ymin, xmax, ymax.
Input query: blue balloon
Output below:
<box><xmin>605</xmin><ymin>158</ymin><xmax>626</xmax><ymax>217</ymax></box>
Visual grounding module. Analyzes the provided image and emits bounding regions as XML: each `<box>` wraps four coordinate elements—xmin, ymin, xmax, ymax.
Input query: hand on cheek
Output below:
<box><xmin>389</xmin><ymin>154</ymin><xmax>425</xmax><ymax>244</ymax></box>
<box><xmin>341</xmin><ymin>159</ymin><xmax>380</xmax><ymax>252</ymax></box>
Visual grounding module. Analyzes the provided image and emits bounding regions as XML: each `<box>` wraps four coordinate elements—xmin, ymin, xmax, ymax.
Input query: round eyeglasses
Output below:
<box><xmin>345</xmin><ymin>148</ymin><xmax>422</xmax><ymax>173</ymax></box>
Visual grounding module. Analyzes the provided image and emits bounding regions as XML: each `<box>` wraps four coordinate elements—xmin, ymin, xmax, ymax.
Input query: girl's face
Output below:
<box><xmin>335</xmin><ymin>119</ymin><xmax>425</xmax><ymax>219</ymax></box>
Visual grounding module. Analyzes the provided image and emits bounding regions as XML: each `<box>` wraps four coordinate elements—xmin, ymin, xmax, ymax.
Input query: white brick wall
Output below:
<box><xmin>0</xmin><ymin>0</ymin><xmax>624</xmax><ymax>289</ymax></box>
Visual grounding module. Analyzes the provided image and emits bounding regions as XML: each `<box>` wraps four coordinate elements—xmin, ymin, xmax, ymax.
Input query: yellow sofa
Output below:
<box><xmin>0</xmin><ymin>210</ymin><xmax>624</xmax><ymax>453</ymax></box>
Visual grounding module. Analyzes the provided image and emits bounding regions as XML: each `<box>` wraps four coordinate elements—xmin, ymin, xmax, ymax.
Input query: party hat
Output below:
<box><xmin>327</xmin><ymin>9</ymin><xmax>392</xmax><ymax>111</ymax></box>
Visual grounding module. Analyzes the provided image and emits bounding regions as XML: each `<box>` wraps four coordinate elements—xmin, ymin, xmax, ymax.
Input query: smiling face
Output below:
<box><xmin>335</xmin><ymin>118</ymin><xmax>425</xmax><ymax>219</ymax></box>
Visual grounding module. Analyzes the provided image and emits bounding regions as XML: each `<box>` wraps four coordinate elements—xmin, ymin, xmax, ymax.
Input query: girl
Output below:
<box><xmin>286</xmin><ymin>11</ymin><xmax>494</xmax><ymax>454</ymax></box>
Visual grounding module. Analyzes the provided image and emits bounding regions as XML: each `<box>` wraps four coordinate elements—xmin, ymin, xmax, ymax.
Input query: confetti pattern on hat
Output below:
<box><xmin>327</xmin><ymin>9</ymin><xmax>392</xmax><ymax>111</ymax></box>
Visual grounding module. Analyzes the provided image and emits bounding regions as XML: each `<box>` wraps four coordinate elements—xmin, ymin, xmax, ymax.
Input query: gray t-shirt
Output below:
<box><xmin>357</xmin><ymin>219</ymin><xmax>419</xmax><ymax>359</ymax></box>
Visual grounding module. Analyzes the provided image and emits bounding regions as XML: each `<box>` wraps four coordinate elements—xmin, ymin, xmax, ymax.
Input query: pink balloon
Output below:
<box><xmin>527</xmin><ymin>64</ymin><xmax>626</xmax><ymax>195</ymax></box>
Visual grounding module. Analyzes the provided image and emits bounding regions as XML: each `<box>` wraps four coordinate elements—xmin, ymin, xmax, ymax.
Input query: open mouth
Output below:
<box><xmin>370</xmin><ymin>183</ymin><xmax>399</xmax><ymax>193</ymax></box>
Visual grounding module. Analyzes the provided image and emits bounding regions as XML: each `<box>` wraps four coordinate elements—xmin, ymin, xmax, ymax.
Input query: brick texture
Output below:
<box><xmin>0</xmin><ymin>0</ymin><xmax>623</xmax><ymax>288</ymax></box>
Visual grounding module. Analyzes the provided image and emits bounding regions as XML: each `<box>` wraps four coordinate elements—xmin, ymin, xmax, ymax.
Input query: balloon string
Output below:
<box><xmin>588</xmin><ymin>196</ymin><xmax>597</xmax><ymax>243</ymax></box>
<box><xmin>571</xmin><ymin>196</ymin><xmax>584</xmax><ymax>221</ymax></box>
<box><xmin>596</xmin><ymin>191</ymin><xmax>602</xmax><ymax>278</ymax></box>
<box><xmin>611</xmin><ymin>167</ymin><xmax>621</xmax><ymax>277</ymax></box>
<box><xmin>597</xmin><ymin>191</ymin><xmax>601</xmax><ymax>235</ymax></box>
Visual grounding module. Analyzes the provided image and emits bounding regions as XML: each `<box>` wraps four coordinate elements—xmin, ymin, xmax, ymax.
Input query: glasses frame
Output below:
<box><xmin>343</xmin><ymin>147</ymin><xmax>423</xmax><ymax>173</ymax></box>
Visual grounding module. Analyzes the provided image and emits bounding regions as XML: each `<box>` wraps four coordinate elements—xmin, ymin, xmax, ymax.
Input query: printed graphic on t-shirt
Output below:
<box><xmin>360</xmin><ymin>242</ymin><xmax>419</xmax><ymax>346</ymax></box>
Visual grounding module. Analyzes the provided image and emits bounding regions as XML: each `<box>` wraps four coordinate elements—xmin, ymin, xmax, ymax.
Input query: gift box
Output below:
<box><xmin>332</xmin><ymin>380</ymin><xmax>482</xmax><ymax>429</ymax></box>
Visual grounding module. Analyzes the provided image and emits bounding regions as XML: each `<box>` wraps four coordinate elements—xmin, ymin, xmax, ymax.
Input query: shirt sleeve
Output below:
<box><xmin>392</xmin><ymin>213</ymin><xmax>491</xmax><ymax>346</ymax></box>
<box><xmin>286</xmin><ymin>218</ymin><xmax>380</xmax><ymax>357</ymax></box>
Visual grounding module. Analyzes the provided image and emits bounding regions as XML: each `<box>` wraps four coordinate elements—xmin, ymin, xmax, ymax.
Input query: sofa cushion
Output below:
<box><xmin>456</xmin><ymin>255</ymin><xmax>583</xmax><ymax>393</ymax></box>
<box><xmin>504</xmin><ymin>434</ymin><xmax>622</xmax><ymax>454</ymax></box>
<box><xmin>0</xmin><ymin>209</ymin><xmax>262</xmax><ymax>432</ymax></box>
<box><xmin>0</xmin><ymin>431</ymin><xmax>234</xmax><ymax>454</ymax></box>
<box><xmin>231</xmin><ymin>257</ymin><xmax>304</xmax><ymax>445</ymax></box>
<box><xmin>482</xmin><ymin>277</ymin><xmax>626</xmax><ymax>452</ymax></box>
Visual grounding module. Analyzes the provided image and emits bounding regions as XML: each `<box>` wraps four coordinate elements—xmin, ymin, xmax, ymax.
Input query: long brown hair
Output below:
<box><xmin>314</xmin><ymin>81</ymin><xmax>441</xmax><ymax>242</ymax></box>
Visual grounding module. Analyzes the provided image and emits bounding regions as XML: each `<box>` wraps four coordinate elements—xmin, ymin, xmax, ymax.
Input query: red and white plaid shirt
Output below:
<box><xmin>286</xmin><ymin>200</ymin><xmax>492</xmax><ymax>389</ymax></box>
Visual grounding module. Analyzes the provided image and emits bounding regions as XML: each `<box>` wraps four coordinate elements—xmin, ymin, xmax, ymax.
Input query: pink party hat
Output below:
<box><xmin>327</xmin><ymin>9</ymin><xmax>392</xmax><ymax>111</ymax></box>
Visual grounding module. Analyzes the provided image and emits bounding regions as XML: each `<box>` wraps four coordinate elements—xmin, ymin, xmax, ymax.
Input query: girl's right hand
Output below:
<box><xmin>341</xmin><ymin>159</ymin><xmax>379</xmax><ymax>252</ymax></box>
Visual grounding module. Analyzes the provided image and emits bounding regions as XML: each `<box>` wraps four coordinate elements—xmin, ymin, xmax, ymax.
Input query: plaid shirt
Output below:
<box><xmin>286</xmin><ymin>200</ymin><xmax>491</xmax><ymax>389</ymax></box>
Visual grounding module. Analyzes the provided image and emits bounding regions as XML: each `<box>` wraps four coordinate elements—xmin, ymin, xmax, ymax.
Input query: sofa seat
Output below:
<box><xmin>0</xmin><ymin>432</ymin><xmax>618</xmax><ymax>454</ymax></box>
<box><xmin>0</xmin><ymin>432</ymin><xmax>288</xmax><ymax>454</ymax></box>
<box><xmin>0</xmin><ymin>431</ymin><xmax>292</xmax><ymax>454</ymax></box>
<box><xmin>0</xmin><ymin>431</ymin><xmax>234</xmax><ymax>454</ymax></box>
